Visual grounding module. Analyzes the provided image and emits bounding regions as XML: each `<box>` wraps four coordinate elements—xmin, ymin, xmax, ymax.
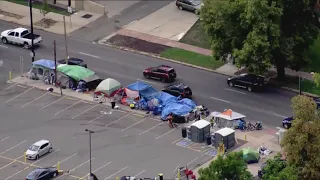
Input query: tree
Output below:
<box><xmin>198</xmin><ymin>151</ymin><xmax>252</xmax><ymax>180</ymax></box>
<box><xmin>262</xmin><ymin>154</ymin><xmax>299</xmax><ymax>180</ymax></box>
<box><xmin>313</xmin><ymin>72</ymin><xmax>320</xmax><ymax>87</ymax></box>
<box><xmin>281</xmin><ymin>95</ymin><xmax>320</xmax><ymax>180</ymax></box>
<box><xmin>201</xmin><ymin>0</ymin><xmax>320</xmax><ymax>79</ymax></box>
<box><xmin>40</xmin><ymin>0</ymin><xmax>50</xmax><ymax>19</ymax></box>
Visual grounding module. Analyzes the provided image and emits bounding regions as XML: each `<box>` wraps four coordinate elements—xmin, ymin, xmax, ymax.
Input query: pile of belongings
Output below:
<box><xmin>258</xmin><ymin>146</ymin><xmax>272</xmax><ymax>156</ymax></box>
<box><xmin>193</xmin><ymin>105</ymin><xmax>210</xmax><ymax>120</ymax></box>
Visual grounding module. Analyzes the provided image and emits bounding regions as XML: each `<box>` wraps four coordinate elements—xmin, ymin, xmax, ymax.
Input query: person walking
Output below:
<box><xmin>110</xmin><ymin>97</ymin><xmax>116</xmax><ymax>109</ymax></box>
<box><xmin>167</xmin><ymin>114</ymin><xmax>173</xmax><ymax>128</ymax></box>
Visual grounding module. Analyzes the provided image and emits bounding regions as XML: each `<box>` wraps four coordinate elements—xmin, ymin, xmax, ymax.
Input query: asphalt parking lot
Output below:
<box><xmin>0</xmin><ymin>83</ymin><xmax>215</xmax><ymax>180</ymax></box>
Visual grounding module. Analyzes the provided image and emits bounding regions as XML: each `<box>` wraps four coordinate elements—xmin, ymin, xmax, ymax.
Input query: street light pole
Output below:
<box><xmin>28</xmin><ymin>0</ymin><xmax>35</xmax><ymax>62</ymax></box>
<box><xmin>299</xmin><ymin>75</ymin><xmax>302</xmax><ymax>95</ymax></box>
<box><xmin>85</xmin><ymin>129</ymin><xmax>94</xmax><ymax>178</ymax></box>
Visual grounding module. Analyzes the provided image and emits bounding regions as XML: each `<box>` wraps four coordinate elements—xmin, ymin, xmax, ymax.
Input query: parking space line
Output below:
<box><xmin>121</xmin><ymin>117</ymin><xmax>147</xmax><ymax>131</ymax></box>
<box><xmin>31</xmin><ymin>149</ymin><xmax>60</xmax><ymax>165</ymax></box>
<box><xmin>16</xmin><ymin>84</ymin><xmax>27</xmax><ymax>89</ymax></box>
<box><xmin>0</xmin><ymin>155</ymin><xmax>24</xmax><ymax>170</ymax></box>
<box><xmin>59</xmin><ymin>153</ymin><xmax>78</xmax><ymax>164</ymax></box>
<box><xmin>81</xmin><ymin>161</ymin><xmax>112</xmax><ymax>179</ymax></box>
<box><xmin>5</xmin><ymin>87</ymin><xmax>34</xmax><ymax>103</ymax></box>
<box><xmin>134</xmin><ymin>170</ymin><xmax>146</xmax><ymax>177</ymax></box>
<box><xmin>139</xmin><ymin>122</ymin><xmax>165</xmax><ymax>135</ymax></box>
<box><xmin>39</xmin><ymin>96</ymin><xmax>65</xmax><ymax>111</ymax></box>
<box><xmin>155</xmin><ymin>128</ymin><xmax>176</xmax><ymax>140</ymax></box>
<box><xmin>88</xmin><ymin>114</ymin><xmax>104</xmax><ymax>123</ymax></box>
<box><xmin>0</xmin><ymin>136</ymin><xmax>9</xmax><ymax>141</ymax></box>
<box><xmin>173</xmin><ymin>164</ymin><xmax>180</xmax><ymax>174</ymax></box>
<box><xmin>105</xmin><ymin>112</ymin><xmax>133</xmax><ymax>127</ymax></box>
<box><xmin>72</xmin><ymin>104</ymin><xmax>99</xmax><ymax>119</ymax></box>
<box><xmin>0</xmin><ymin>140</ymin><xmax>27</xmax><ymax>155</ymax></box>
<box><xmin>104</xmin><ymin>166</ymin><xmax>128</xmax><ymax>180</ymax></box>
<box><xmin>0</xmin><ymin>83</ymin><xmax>17</xmax><ymax>93</ymax></box>
<box><xmin>21</xmin><ymin>92</ymin><xmax>50</xmax><ymax>108</ymax></box>
<box><xmin>55</xmin><ymin>100</ymin><xmax>83</xmax><ymax>115</ymax></box>
<box><xmin>186</xmin><ymin>157</ymin><xmax>199</xmax><ymax>167</ymax></box>
<box><xmin>56</xmin><ymin>157</ymin><xmax>95</xmax><ymax>180</ymax></box>
<box><xmin>172</xmin><ymin>138</ymin><xmax>183</xmax><ymax>144</ymax></box>
<box><xmin>0</xmin><ymin>155</ymin><xmax>41</xmax><ymax>168</ymax></box>
<box><xmin>4</xmin><ymin>166</ymin><xmax>29</xmax><ymax>180</ymax></box>
<box><xmin>133</xmin><ymin>113</ymin><xmax>144</xmax><ymax>117</ymax></box>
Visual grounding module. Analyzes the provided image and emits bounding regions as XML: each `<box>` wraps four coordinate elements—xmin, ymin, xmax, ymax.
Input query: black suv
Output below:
<box><xmin>143</xmin><ymin>65</ymin><xmax>177</xmax><ymax>83</ymax></box>
<box><xmin>58</xmin><ymin>57</ymin><xmax>87</xmax><ymax>68</ymax></box>
<box><xmin>227</xmin><ymin>73</ymin><xmax>267</xmax><ymax>92</ymax></box>
<box><xmin>162</xmin><ymin>83</ymin><xmax>192</xmax><ymax>98</ymax></box>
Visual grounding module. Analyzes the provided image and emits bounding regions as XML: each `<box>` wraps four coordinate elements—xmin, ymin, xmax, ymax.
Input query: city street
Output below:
<box><xmin>0</xmin><ymin>20</ymin><xmax>295</xmax><ymax>128</ymax></box>
<box><xmin>0</xmin><ymin>83</ymin><xmax>215</xmax><ymax>179</ymax></box>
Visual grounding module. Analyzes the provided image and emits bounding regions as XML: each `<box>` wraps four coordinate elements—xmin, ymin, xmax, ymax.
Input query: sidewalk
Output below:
<box><xmin>0</xmin><ymin>1</ymin><xmax>102</xmax><ymax>34</ymax></box>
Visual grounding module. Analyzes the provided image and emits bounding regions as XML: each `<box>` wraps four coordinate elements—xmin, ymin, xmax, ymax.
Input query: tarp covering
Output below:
<box><xmin>242</xmin><ymin>148</ymin><xmax>260</xmax><ymax>164</ymax></box>
<box><xmin>156</xmin><ymin>92</ymin><xmax>177</xmax><ymax>105</ymax></box>
<box><xmin>95</xmin><ymin>78</ymin><xmax>122</xmax><ymax>97</ymax></box>
<box><xmin>32</xmin><ymin>59</ymin><xmax>55</xmax><ymax>70</ymax></box>
<box><xmin>126</xmin><ymin>81</ymin><xmax>151</xmax><ymax>91</ymax></box>
<box><xmin>57</xmin><ymin>64</ymin><xmax>95</xmax><ymax>81</ymax></box>
<box><xmin>161</xmin><ymin>102</ymin><xmax>194</xmax><ymax>120</ymax></box>
<box><xmin>82</xmin><ymin>74</ymin><xmax>100</xmax><ymax>83</ymax></box>
<box><xmin>178</xmin><ymin>98</ymin><xmax>197</xmax><ymax>108</ymax></box>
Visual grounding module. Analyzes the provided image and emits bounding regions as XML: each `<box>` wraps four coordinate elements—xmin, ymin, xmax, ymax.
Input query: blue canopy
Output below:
<box><xmin>178</xmin><ymin>98</ymin><xmax>197</xmax><ymax>108</ymax></box>
<box><xmin>32</xmin><ymin>59</ymin><xmax>55</xmax><ymax>70</ymax></box>
<box><xmin>157</xmin><ymin>92</ymin><xmax>177</xmax><ymax>105</ymax></box>
<box><xmin>127</xmin><ymin>81</ymin><xmax>151</xmax><ymax>91</ymax></box>
<box><xmin>161</xmin><ymin>102</ymin><xmax>193</xmax><ymax>120</ymax></box>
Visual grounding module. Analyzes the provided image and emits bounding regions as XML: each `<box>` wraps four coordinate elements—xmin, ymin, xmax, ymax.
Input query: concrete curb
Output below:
<box><xmin>97</xmin><ymin>40</ymin><xmax>320</xmax><ymax>97</ymax></box>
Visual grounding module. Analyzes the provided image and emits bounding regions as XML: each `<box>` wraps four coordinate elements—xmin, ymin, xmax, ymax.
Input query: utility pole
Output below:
<box><xmin>29</xmin><ymin>0</ymin><xmax>35</xmax><ymax>62</ymax></box>
<box><xmin>299</xmin><ymin>75</ymin><xmax>302</xmax><ymax>95</ymax></box>
<box><xmin>85</xmin><ymin>129</ymin><xmax>94</xmax><ymax>178</ymax></box>
<box><xmin>54</xmin><ymin>40</ymin><xmax>57</xmax><ymax>84</ymax></box>
<box><xmin>63</xmin><ymin>16</ymin><xmax>68</xmax><ymax>64</ymax></box>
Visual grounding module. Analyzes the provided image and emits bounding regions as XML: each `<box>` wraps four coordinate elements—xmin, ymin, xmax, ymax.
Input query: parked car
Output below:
<box><xmin>176</xmin><ymin>0</ymin><xmax>203</xmax><ymax>14</ymax></box>
<box><xmin>58</xmin><ymin>57</ymin><xmax>87</xmax><ymax>68</ymax></box>
<box><xmin>0</xmin><ymin>27</ymin><xmax>42</xmax><ymax>49</ymax></box>
<box><xmin>26</xmin><ymin>167</ymin><xmax>58</xmax><ymax>180</ymax></box>
<box><xmin>313</xmin><ymin>97</ymin><xmax>320</xmax><ymax>109</ymax></box>
<box><xmin>282</xmin><ymin>117</ymin><xmax>294</xmax><ymax>129</ymax></box>
<box><xmin>143</xmin><ymin>65</ymin><xmax>177</xmax><ymax>82</ymax></box>
<box><xmin>227</xmin><ymin>73</ymin><xmax>268</xmax><ymax>92</ymax></box>
<box><xmin>26</xmin><ymin>140</ymin><xmax>53</xmax><ymax>160</ymax></box>
<box><xmin>162</xmin><ymin>83</ymin><xmax>192</xmax><ymax>98</ymax></box>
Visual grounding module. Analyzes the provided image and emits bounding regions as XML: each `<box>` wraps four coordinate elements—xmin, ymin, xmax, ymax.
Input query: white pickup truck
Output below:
<box><xmin>0</xmin><ymin>27</ymin><xmax>42</xmax><ymax>49</ymax></box>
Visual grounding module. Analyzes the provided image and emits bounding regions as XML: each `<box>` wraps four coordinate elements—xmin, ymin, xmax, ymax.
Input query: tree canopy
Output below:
<box><xmin>262</xmin><ymin>154</ymin><xmax>298</xmax><ymax>180</ymax></box>
<box><xmin>198</xmin><ymin>151</ymin><xmax>252</xmax><ymax>180</ymax></box>
<box><xmin>281</xmin><ymin>95</ymin><xmax>320</xmax><ymax>180</ymax></box>
<box><xmin>201</xmin><ymin>0</ymin><xmax>320</xmax><ymax>78</ymax></box>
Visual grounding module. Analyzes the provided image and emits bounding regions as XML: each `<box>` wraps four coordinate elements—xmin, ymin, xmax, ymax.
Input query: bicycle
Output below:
<box><xmin>93</xmin><ymin>94</ymin><xmax>106</xmax><ymax>103</ymax></box>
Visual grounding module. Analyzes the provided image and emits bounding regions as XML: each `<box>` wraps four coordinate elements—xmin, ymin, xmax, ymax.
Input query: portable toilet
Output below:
<box><xmin>190</xmin><ymin>120</ymin><xmax>211</xmax><ymax>143</ymax></box>
<box><xmin>214</xmin><ymin>127</ymin><xmax>236</xmax><ymax>149</ymax></box>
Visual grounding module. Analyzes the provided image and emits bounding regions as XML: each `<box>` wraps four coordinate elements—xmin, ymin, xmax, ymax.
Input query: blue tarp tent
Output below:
<box><xmin>32</xmin><ymin>59</ymin><xmax>55</xmax><ymax>70</ymax></box>
<box><xmin>156</xmin><ymin>92</ymin><xmax>177</xmax><ymax>105</ymax></box>
<box><xmin>126</xmin><ymin>81</ymin><xmax>158</xmax><ymax>99</ymax></box>
<box><xmin>178</xmin><ymin>98</ymin><xmax>197</xmax><ymax>108</ymax></box>
<box><xmin>161</xmin><ymin>102</ymin><xmax>194</xmax><ymax>120</ymax></box>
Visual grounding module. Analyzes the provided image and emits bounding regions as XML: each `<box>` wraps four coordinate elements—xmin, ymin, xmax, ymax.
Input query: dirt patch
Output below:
<box><xmin>106</xmin><ymin>34</ymin><xmax>171</xmax><ymax>55</ymax></box>
<box><xmin>0</xmin><ymin>9</ymin><xmax>23</xmax><ymax>19</ymax></box>
<box><xmin>34</xmin><ymin>18</ymin><xmax>57</xmax><ymax>28</ymax></box>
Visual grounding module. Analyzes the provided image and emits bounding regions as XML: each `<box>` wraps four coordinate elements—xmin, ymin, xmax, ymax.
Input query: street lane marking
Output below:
<box><xmin>225</xmin><ymin>88</ymin><xmax>247</xmax><ymax>95</ymax></box>
<box><xmin>0</xmin><ymin>136</ymin><xmax>9</xmax><ymax>142</ymax></box>
<box><xmin>39</xmin><ymin>96</ymin><xmax>65</xmax><ymax>111</ymax></box>
<box><xmin>133</xmin><ymin>113</ymin><xmax>144</xmax><ymax>117</ymax></box>
<box><xmin>105</xmin><ymin>112</ymin><xmax>133</xmax><ymax>127</ymax></box>
<box><xmin>59</xmin><ymin>153</ymin><xmax>77</xmax><ymax>164</ymax></box>
<box><xmin>55</xmin><ymin>100</ymin><xmax>83</xmax><ymax>115</ymax></box>
<box><xmin>134</xmin><ymin>170</ymin><xmax>146</xmax><ymax>177</ymax></box>
<box><xmin>139</xmin><ymin>122</ymin><xmax>164</xmax><ymax>135</ymax></box>
<box><xmin>210</xmin><ymin>97</ymin><xmax>230</xmax><ymax>103</ymax></box>
<box><xmin>104</xmin><ymin>166</ymin><xmax>128</xmax><ymax>180</ymax></box>
<box><xmin>81</xmin><ymin>161</ymin><xmax>112</xmax><ymax>179</ymax></box>
<box><xmin>0</xmin><ymin>155</ymin><xmax>24</xmax><ymax>170</ymax></box>
<box><xmin>56</xmin><ymin>157</ymin><xmax>95</xmax><ymax>180</ymax></box>
<box><xmin>137</xmin><ymin>79</ymin><xmax>158</xmax><ymax>85</ymax></box>
<box><xmin>5</xmin><ymin>87</ymin><xmax>34</xmax><ymax>103</ymax></box>
<box><xmin>121</xmin><ymin>117</ymin><xmax>147</xmax><ymax>131</ymax></box>
<box><xmin>0</xmin><ymin>45</ymin><xmax>8</xmax><ymax>48</ymax></box>
<box><xmin>0</xmin><ymin>140</ymin><xmax>27</xmax><ymax>155</ymax></box>
<box><xmin>273</xmin><ymin>113</ymin><xmax>287</xmax><ymax>118</ymax></box>
<box><xmin>0</xmin><ymin>83</ymin><xmax>17</xmax><ymax>93</ymax></box>
<box><xmin>5</xmin><ymin>166</ymin><xmax>29</xmax><ymax>180</ymax></box>
<box><xmin>78</xmin><ymin>52</ymin><xmax>101</xmax><ymax>59</ymax></box>
<box><xmin>88</xmin><ymin>114</ymin><xmax>104</xmax><ymax>123</ymax></box>
<box><xmin>155</xmin><ymin>128</ymin><xmax>176</xmax><ymax>139</ymax></box>
<box><xmin>21</xmin><ymin>92</ymin><xmax>49</xmax><ymax>108</ymax></box>
<box><xmin>173</xmin><ymin>164</ymin><xmax>180</xmax><ymax>173</ymax></box>
<box><xmin>72</xmin><ymin>104</ymin><xmax>99</xmax><ymax>119</ymax></box>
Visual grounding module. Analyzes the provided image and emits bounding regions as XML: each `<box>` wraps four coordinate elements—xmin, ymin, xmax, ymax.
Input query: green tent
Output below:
<box><xmin>242</xmin><ymin>148</ymin><xmax>260</xmax><ymax>164</ymax></box>
<box><xmin>95</xmin><ymin>78</ymin><xmax>122</xmax><ymax>97</ymax></box>
<box><xmin>57</xmin><ymin>64</ymin><xmax>95</xmax><ymax>81</ymax></box>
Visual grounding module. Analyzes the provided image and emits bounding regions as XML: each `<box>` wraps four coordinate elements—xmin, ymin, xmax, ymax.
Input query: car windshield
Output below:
<box><xmin>28</xmin><ymin>145</ymin><xmax>40</xmax><ymax>151</ymax></box>
<box><xmin>191</xmin><ymin>0</ymin><xmax>201</xmax><ymax>6</ymax></box>
<box><xmin>26</xmin><ymin>170</ymin><xmax>41</xmax><ymax>179</ymax></box>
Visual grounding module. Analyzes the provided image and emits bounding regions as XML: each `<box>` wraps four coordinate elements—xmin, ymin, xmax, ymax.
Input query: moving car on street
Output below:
<box><xmin>282</xmin><ymin>117</ymin><xmax>294</xmax><ymax>129</ymax></box>
<box><xmin>0</xmin><ymin>27</ymin><xmax>42</xmax><ymax>49</ymax></box>
<box><xmin>227</xmin><ymin>73</ymin><xmax>268</xmax><ymax>92</ymax></box>
<box><xmin>176</xmin><ymin>0</ymin><xmax>203</xmax><ymax>14</ymax></box>
<box><xmin>58</xmin><ymin>57</ymin><xmax>88</xmax><ymax>68</ymax></box>
<box><xmin>26</xmin><ymin>140</ymin><xmax>53</xmax><ymax>160</ymax></box>
<box><xmin>26</xmin><ymin>167</ymin><xmax>58</xmax><ymax>180</ymax></box>
<box><xmin>313</xmin><ymin>97</ymin><xmax>320</xmax><ymax>109</ymax></box>
<box><xmin>143</xmin><ymin>65</ymin><xmax>177</xmax><ymax>82</ymax></box>
<box><xmin>162</xmin><ymin>83</ymin><xmax>192</xmax><ymax>98</ymax></box>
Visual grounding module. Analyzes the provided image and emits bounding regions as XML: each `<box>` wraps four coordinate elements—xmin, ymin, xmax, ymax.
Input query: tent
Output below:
<box><xmin>216</xmin><ymin>109</ymin><xmax>246</xmax><ymax>120</ymax></box>
<box><xmin>57</xmin><ymin>64</ymin><xmax>95</xmax><ymax>81</ymax></box>
<box><xmin>161</xmin><ymin>102</ymin><xmax>194</xmax><ymax>120</ymax></box>
<box><xmin>32</xmin><ymin>59</ymin><xmax>55</xmax><ymax>70</ymax></box>
<box><xmin>95</xmin><ymin>78</ymin><xmax>122</xmax><ymax>97</ymax></box>
<box><xmin>209</xmin><ymin>109</ymin><xmax>246</xmax><ymax>128</ymax></box>
<box><xmin>242</xmin><ymin>148</ymin><xmax>260</xmax><ymax>164</ymax></box>
<box><xmin>29</xmin><ymin>59</ymin><xmax>55</xmax><ymax>79</ymax></box>
<box><xmin>156</xmin><ymin>92</ymin><xmax>177</xmax><ymax>105</ymax></box>
<box><xmin>178</xmin><ymin>98</ymin><xmax>197</xmax><ymax>108</ymax></box>
<box><xmin>125</xmin><ymin>81</ymin><xmax>157</xmax><ymax>99</ymax></box>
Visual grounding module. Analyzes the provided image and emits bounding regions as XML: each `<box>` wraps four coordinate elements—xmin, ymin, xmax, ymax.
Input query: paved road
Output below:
<box><xmin>0</xmin><ymin>20</ymin><xmax>296</xmax><ymax>127</ymax></box>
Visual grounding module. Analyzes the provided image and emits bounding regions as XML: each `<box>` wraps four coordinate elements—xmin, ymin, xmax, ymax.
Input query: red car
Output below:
<box><xmin>143</xmin><ymin>65</ymin><xmax>177</xmax><ymax>82</ymax></box>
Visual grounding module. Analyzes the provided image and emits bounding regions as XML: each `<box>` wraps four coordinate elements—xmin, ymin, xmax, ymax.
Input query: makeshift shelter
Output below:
<box><xmin>124</xmin><ymin>81</ymin><xmax>157</xmax><ymax>99</ymax></box>
<box><xmin>209</xmin><ymin>109</ymin><xmax>246</xmax><ymax>128</ymax></box>
<box><xmin>161</xmin><ymin>102</ymin><xmax>194</xmax><ymax>120</ymax></box>
<box><xmin>95</xmin><ymin>78</ymin><xmax>122</xmax><ymax>97</ymax></box>
<box><xmin>213</xmin><ymin>127</ymin><xmax>235</xmax><ymax>149</ymax></box>
<box><xmin>29</xmin><ymin>59</ymin><xmax>55</xmax><ymax>80</ymax></box>
<box><xmin>242</xmin><ymin>148</ymin><xmax>260</xmax><ymax>164</ymax></box>
<box><xmin>189</xmin><ymin>120</ymin><xmax>211</xmax><ymax>143</ymax></box>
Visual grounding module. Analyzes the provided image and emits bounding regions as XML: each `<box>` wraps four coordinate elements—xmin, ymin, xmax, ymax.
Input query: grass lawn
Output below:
<box><xmin>179</xmin><ymin>20</ymin><xmax>211</xmax><ymax>49</ymax></box>
<box><xmin>301</xmin><ymin>80</ymin><xmax>320</xmax><ymax>96</ymax></box>
<box><xmin>160</xmin><ymin>48</ymin><xmax>224</xmax><ymax>70</ymax></box>
<box><xmin>304</xmin><ymin>35</ymin><xmax>320</xmax><ymax>73</ymax></box>
<box><xmin>5</xmin><ymin>0</ymin><xmax>71</xmax><ymax>16</ymax></box>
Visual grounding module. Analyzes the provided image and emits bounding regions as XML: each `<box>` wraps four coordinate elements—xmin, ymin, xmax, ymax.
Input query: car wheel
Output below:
<box><xmin>247</xmin><ymin>86</ymin><xmax>252</xmax><ymax>92</ymax></box>
<box><xmin>283</xmin><ymin>124</ymin><xmax>288</xmax><ymax>129</ymax></box>
<box><xmin>161</xmin><ymin>78</ymin><xmax>166</xmax><ymax>83</ymax></box>
<box><xmin>23</xmin><ymin>42</ymin><xmax>29</xmax><ymax>49</ymax></box>
<box><xmin>35</xmin><ymin>155</ymin><xmax>39</xmax><ymax>160</ymax></box>
<box><xmin>1</xmin><ymin>37</ymin><xmax>8</xmax><ymax>44</ymax></box>
<box><xmin>144</xmin><ymin>74</ymin><xmax>150</xmax><ymax>79</ymax></box>
<box><xmin>228</xmin><ymin>82</ymin><xmax>234</xmax><ymax>87</ymax></box>
<box><xmin>178</xmin><ymin>6</ymin><xmax>183</xmax><ymax>10</ymax></box>
<box><xmin>53</xmin><ymin>172</ymin><xmax>57</xmax><ymax>177</ymax></box>
<box><xmin>49</xmin><ymin>148</ymin><xmax>53</xmax><ymax>153</ymax></box>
